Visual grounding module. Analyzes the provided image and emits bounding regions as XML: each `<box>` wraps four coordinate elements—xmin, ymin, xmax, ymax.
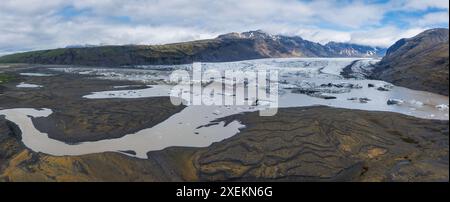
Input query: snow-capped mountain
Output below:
<box><xmin>324</xmin><ymin>42</ymin><xmax>386</xmax><ymax>58</ymax></box>
<box><xmin>0</xmin><ymin>30</ymin><xmax>386</xmax><ymax>66</ymax></box>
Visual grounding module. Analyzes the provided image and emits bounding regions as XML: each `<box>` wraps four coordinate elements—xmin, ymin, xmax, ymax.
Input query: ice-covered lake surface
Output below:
<box><xmin>75</xmin><ymin>58</ymin><xmax>449</xmax><ymax>120</ymax></box>
<box><xmin>19</xmin><ymin>72</ymin><xmax>54</xmax><ymax>77</ymax></box>
<box><xmin>1</xmin><ymin>58</ymin><xmax>449</xmax><ymax>159</ymax></box>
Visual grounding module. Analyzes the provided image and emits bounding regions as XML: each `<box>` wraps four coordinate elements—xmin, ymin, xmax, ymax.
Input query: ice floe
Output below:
<box><xmin>20</xmin><ymin>73</ymin><xmax>54</xmax><ymax>77</ymax></box>
<box><xmin>16</xmin><ymin>82</ymin><xmax>43</xmax><ymax>88</ymax></box>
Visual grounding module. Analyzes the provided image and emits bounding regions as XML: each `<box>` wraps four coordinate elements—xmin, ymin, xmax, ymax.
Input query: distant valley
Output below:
<box><xmin>0</xmin><ymin>28</ymin><xmax>448</xmax><ymax>96</ymax></box>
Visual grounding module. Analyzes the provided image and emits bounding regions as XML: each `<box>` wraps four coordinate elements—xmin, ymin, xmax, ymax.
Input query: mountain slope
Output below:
<box><xmin>0</xmin><ymin>30</ymin><xmax>384</xmax><ymax>67</ymax></box>
<box><xmin>325</xmin><ymin>42</ymin><xmax>386</xmax><ymax>58</ymax></box>
<box><xmin>371</xmin><ymin>28</ymin><xmax>449</xmax><ymax>95</ymax></box>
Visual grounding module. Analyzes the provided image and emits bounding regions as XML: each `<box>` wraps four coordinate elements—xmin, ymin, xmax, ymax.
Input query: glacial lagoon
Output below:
<box><xmin>1</xmin><ymin>58</ymin><xmax>448</xmax><ymax>159</ymax></box>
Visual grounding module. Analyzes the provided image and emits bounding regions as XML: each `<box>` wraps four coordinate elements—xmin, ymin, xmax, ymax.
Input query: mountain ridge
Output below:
<box><xmin>371</xmin><ymin>28</ymin><xmax>449</xmax><ymax>95</ymax></box>
<box><xmin>0</xmin><ymin>30</ymin><xmax>385</xmax><ymax>67</ymax></box>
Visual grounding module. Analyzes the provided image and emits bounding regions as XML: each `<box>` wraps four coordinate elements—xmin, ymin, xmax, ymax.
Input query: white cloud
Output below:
<box><xmin>398</xmin><ymin>0</ymin><xmax>449</xmax><ymax>11</ymax></box>
<box><xmin>0</xmin><ymin>0</ymin><xmax>448</xmax><ymax>53</ymax></box>
<box><xmin>349</xmin><ymin>26</ymin><xmax>426</xmax><ymax>47</ymax></box>
<box><xmin>296</xmin><ymin>29</ymin><xmax>352</xmax><ymax>45</ymax></box>
<box><xmin>0</xmin><ymin>0</ymin><xmax>66</xmax><ymax>14</ymax></box>
<box><xmin>306</xmin><ymin>1</ymin><xmax>386</xmax><ymax>28</ymax></box>
<box><xmin>416</xmin><ymin>11</ymin><xmax>449</xmax><ymax>26</ymax></box>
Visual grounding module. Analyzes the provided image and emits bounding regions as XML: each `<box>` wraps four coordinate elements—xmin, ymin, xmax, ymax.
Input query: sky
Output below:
<box><xmin>0</xmin><ymin>0</ymin><xmax>448</xmax><ymax>55</ymax></box>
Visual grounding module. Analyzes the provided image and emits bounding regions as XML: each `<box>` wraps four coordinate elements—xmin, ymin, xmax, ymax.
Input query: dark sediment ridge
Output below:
<box><xmin>0</xmin><ymin>64</ymin><xmax>447</xmax><ymax>181</ymax></box>
<box><xmin>1</xmin><ymin>106</ymin><xmax>448</xmax><ymax>181</ymax></box>
<box><xmin>0</xmin><ymin>68</ymin><xmax>185</xmax><ymax>143</ymax></box>
<box><xmin>31</xmin><ymin>97</ymin><xmax>185</xmax><ymax>143</ymax></box>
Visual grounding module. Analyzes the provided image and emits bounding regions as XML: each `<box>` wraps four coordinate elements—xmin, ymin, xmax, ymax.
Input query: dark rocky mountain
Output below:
<box><xmin>0</xmin><ymin>30</ymin><xmax>384</xmax><ymax>67</ymax></box>
<box><xmin>371</xmin><ymin>28</ymin><xmax>449</xmax><ymax>95</ymax></box>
